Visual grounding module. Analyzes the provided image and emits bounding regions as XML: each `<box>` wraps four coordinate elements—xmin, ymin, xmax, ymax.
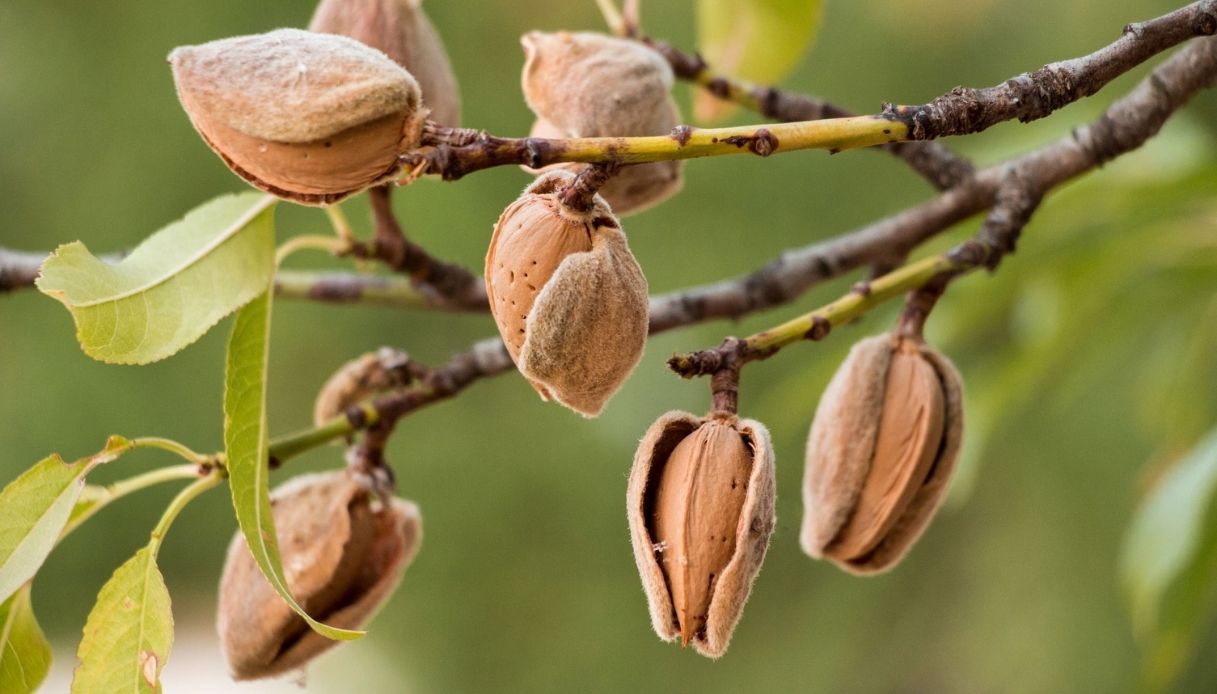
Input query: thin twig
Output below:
<box><xmin>344</xmin><ymin>186</ymin><xmax>488</xmax><ymax>310</ymax></box>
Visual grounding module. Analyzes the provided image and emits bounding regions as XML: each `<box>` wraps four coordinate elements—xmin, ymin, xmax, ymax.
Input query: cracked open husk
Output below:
<box><xmin>800</xmin><ymin>332</ymin><xmax>964</xmax><ymax>574</ymax></box>
<box><xmin>217</xmin><ymin>471</ymin><xmax>421</xmax><ymax>680</ymax></box>
<box><xmin>520</xmin><ymin>31</ymin><xmax>683</xmax><ymax>215</ymax></box>
<box><xmin>627</xmin><ymin>410</ymin><xmax>776</xmax><ymax>658</ymax></box>
<box><xmin>485</xmin><ymin>170</ymin><xmax>648</xmax><ymax>417</ymax></box>
<box><xmin>170</xmin><ymin>28</ymin><xmax>425</xmax><ymax>205</ymax></box>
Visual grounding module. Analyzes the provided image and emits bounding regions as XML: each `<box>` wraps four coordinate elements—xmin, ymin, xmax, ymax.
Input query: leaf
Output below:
<box><xmin>695</xmin><ymin>0</ymin><xmax>824</xmax><ymax>122</ymax></box>
<box><xmin>72</xmin><ymin>545</ymin><xmax>173</xmax><ymax>694</ymax></box>
<box><xmin>36</xmin><ymin>192</ymin><xmax>277</xmax><ymax>365</ymax></box>
<box><xmin>223</xmin><ymin>289</ymin><xmax>362</xmax><ymax>642</ymax></box>
<box><xmin>0</xmin><ymin>436</ymin><xmax>132</xmax><ymax>605</ymax></box>
<box><xmin>1121</xmin><ymin>427</ymin><xmax>1217</xmax><ymax>688</ymax></box>
<box><xmin>0</xmin><ymin>585</ymin><xmax>52</xmax><ymax>694</ymax></box>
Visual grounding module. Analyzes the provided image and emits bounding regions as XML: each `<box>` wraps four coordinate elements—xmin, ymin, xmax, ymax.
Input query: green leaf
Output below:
<box><xmin>223</xmin><ymin>289</ymin><xmax>362</xmax><ymax>642</ymax></box>
<box><xmin>695</xmin><ymin>0</ymin><xmax>824</xmax><ymax>122</ymax></box>
<box><xmin>0</xmin><ymin>436</ymin><xmax>133</xmax><ymax>605</ymax></box>
<box><xmin>0</xmin><ymin>585</ymin><xmax>52</xmax><ymax>694</ymax></box>
<box><xmin>1121</xmin><ymin>427</ymin><xmax>1217</xmax><ymax>688</ymax></box>
<box><xmin>72</xmin><ymin>545</ymin><xmax>173</xmax><ymax>694</ymax></box>
<box><xmin>37</xmin><ymin>192</ymin><xmax>277</xmax><ymax>365</ymax></box>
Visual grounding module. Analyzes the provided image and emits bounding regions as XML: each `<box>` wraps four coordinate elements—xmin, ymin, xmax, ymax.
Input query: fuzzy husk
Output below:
<box><xmin>309</xmin><ymin>0</ymin><xmax>461</xmax><ymax>125</ymax></box>
<box><xmin>170</xmin><ymin>28</ymin><xmax>425</xmax><ymax>204</ymax></box>
<box><xmin>800</xmin><ymin>333</ymin><xmax>965</xmax><ymax>575</ymax></box>
<box><xmin>628</xmin><ymin>411</ymin><xmax>776</xmax><ymax>658</ymax></box>
<box><xmin>170</xmin><ymin>28</ymin><xmax>420</xmax><ymax>143</ymax></box>
<box><xmin>217</xmin><ymin>472</ymin><xmax>421</xmax><ymax>680</ymax></box>
<box><xmin>486</xmin><ymin>170</ymin><xmax>649</xmax><ymax>417</ymax></box>
<box><xmin>520</xmin><ymin>31</ymin><xmax>683</xmax><ymax>215</ymax></box>
<box><xmin>800</xmin><ymin>334</ymin><xmax>894</xmax><ymax>557</ymax></box>
<box><xmin>842</xmin><ymin>346</ymin><xmax>964</xmax><ymax>574</ymax></box>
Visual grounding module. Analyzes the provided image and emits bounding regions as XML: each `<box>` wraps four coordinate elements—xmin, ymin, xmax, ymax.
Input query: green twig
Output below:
<box><xmin>60</xmin><ymin>464</ymin><xmax>205</xmax><ymax>540</ymax></box>
<box><xmin>148</xmin><ymin>470</ymin><xmax>224</xmax><ymax>556</ymax></box>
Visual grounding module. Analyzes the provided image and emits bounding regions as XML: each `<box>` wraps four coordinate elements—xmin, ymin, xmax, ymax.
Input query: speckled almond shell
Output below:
<box><xmin>800</xmin><ymin>333</ymin><xmax>965</xmax><ymax>575</ymax></box>
<box><xmin>520</xmin><ymin>31</ymin><xmax>684</xmax><ymax>215</ymax></box>
<box><xmin>170</xmin><ymin>28</ymin><xmax>425</xmax><ymax>204</ymax></box>
<box><xmin>628</xmin><ymin>411</ymin><xmax>776</xmax><ymax>658</ymax></box>
<box><xmin>217</xmin><ymin>472</ymin><xmax>421</xmax><ymax>680</ymax></box>
<box><xmin>309</xmin><ymin>0</ymin><xmax>461</xmax><ymax>126</ymax></box>
<box><xmin>485</xmin><ymin>170</ymin><xmax>649</xmax><ymax>417</ymax></box>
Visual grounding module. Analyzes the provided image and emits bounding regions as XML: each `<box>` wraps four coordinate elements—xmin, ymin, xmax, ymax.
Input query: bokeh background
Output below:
<box><xmin>2</xmin><ymin>0</ymin><xmax>1216</xmax><ymax>692</ymax></box>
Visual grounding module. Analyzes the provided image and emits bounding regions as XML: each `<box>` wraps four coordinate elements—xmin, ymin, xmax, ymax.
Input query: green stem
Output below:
<box><xmin>744</xmin><ymin>253</ymin><xmax>966</xmax><ymax>354</ymax></box>
<box><xmin>557</xmin><ymin>117</ymin><xmax>905</xmax><ymax>162</ymax></box>
<box><xmin>266</xmin><ymin>404</ymin><xmax>379</xmax><ymax>464</ymax></box>
<box><xmin>129</xmin><ymin>437</ymin><xmax>208</xmax><ymax>465</ymax></box>
<box><xmin>669</xmin><ymin>251</ymin><xmax>974</xmax><ymax>376</ymax></box>
<box><xmin>324</xmin><ymin>204</ymin><xmax>358</xmax><ymax>245</ymax></box>
<box><xmin>593</xmin><ymin>0</ymin><xmax>625</xmax><ymax>35</ymax></box>
<box><xmin>276</xmin><ymin>234</ymin><xmax>348</xmax><ymax>266</ymax></box>
<box><xmin>148</xmin><ymin>471</ymin><xmax>224</xmax><ymax>556</ymax></box>
<box><xmin>60</xmin><ymin>464</ymin><xmax>203</xmax><ymax>540</ymax></box>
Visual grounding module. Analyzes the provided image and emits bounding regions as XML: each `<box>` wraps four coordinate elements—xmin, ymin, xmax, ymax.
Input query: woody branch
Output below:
<box><xmin>670</xmin><ymin>34</ymin><xmax>1217</xmax><ymax>377</ymax></box>
<box><xmin>407</xmin><ymin>1</ymin><xmax>1216</xmax><ymax>181</ymax></box>
<box><xmin>268</xmin><ymin>31</ymin><xmax>1217</xmax><ymax>463</ymax></box>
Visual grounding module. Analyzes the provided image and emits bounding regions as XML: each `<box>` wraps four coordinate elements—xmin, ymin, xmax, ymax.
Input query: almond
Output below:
<box><xmin>800</xmin><ymin>333</ymin><xmax>964</xmax><ymax>574</ymax></box>
<box><xmin>309</xmin><ymin>0</ymin><xmax>461</xmax><ymax>126</ymax></box>
<box><xmin>628</xmin><ymin>411</ymin><xmax>776</xmax><ymax>658</ymax></box>
<box><xmin>520</xmin><ymin>31</ymin><xmax>683</xmax><ymax>215</ymax></box>
<box><xmin>217</xmin><ymin>472</ymin><xmax>421</xmax><ymax>680</ymax></box>
<box><xmin>485</xmin><ymin>170</ymin><xmax>648</xmax><ymax>417</ymax></box>
<box><xmin>170</xmin><ymin>28</ymin><xmax>425</xmax><ymax>205</ymax></box>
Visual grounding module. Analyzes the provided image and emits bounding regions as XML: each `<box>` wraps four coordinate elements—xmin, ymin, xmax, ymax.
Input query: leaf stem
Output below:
<box><xmin>324</xmin><ymin>204</ymin><xmax>358</xmax><ymax>246</ymax></box>
<box><xmin>275</xmin><ymin>234</ymin><xmax>348</xmax><ymax>266</ymax></box>
<box><xmin>593</xmin><ymin>0</ymin><xmax>625</xmax><ymax>36</ymax></box>
<box><xmin>129</xmin><ymin>437</ymin><xmax>209</xmax><ymax>465</ymax></box>
<box><xmin>60</xmin><ymin>464</ymin><xmax>204</xmax><ymax>540</ymax></box>
<box><xmin>147</xmin><ymin>470</ymin><xmax>224</xmax><ymax>556</ymax></box>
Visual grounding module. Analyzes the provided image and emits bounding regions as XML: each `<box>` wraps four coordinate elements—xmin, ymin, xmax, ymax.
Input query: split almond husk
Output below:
<box><xmin>170</xmin><ymin>28</ymin><xmax>425</xmax><ymax>205</ymax></box>
<box><xmin>800</xmin><ymin>333</ymin><xmax>964</xmax><ymax>575</ymax></box>
<box><xmin>485</xmin><ymin>169</ymin><xmax>648</xmax><ymax>417</ymax></box>
<box><xmin>217</xmin><ymin>472</ymin><xmax>421</xmax><ymax>680</ymax></box>
<box><xmin>309</xmin><ymin>0</ymin><xmax>461</xmax><ymax>125</ymax></box>
<box><xmin>628</xmin><ymin>411</ymin><xmax>776</xmax><ymax>658</ymax></box>
<box><xmin>520</xmin><ymin>31</ymin><xmax>683</xmax><ymax>215</ymax></box>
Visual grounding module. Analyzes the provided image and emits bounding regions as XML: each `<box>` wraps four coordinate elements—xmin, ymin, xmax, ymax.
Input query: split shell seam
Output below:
<box><xmin>628</xmin><ymin>410</ymin><xmax>776</xmax><ymax>658</ymax></box>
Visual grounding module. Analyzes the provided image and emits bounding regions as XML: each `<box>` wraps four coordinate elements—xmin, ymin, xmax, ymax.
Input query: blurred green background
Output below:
<box><xmin>2</xmin><ymin>0</ymin><xmax>1216</xmax><ymax>692</ymax></box>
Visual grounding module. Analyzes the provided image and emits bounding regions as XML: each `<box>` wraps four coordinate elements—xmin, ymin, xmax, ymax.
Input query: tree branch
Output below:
<box><xmin>404</xmin><ymin>2</ymin><xmax>1214</xmax><ymax>183</ymax></box>
<box><xmin>266</xmin><ymin>31</ymin><xmax>1217</xmax><ymax>461</ymax></box>
<box><xmin>343</xmin><ymin>186</ymin><xmax>488</xmax><ymax>311</ymax></box>
<box><xmin>670</xmin><ymin>35</ymin><xmax>1217</xmax><ymax>376</ymax></box>
<box><xmin>636</xmin><ymin>35</ymin><xmax>974</xmax><ymax>190</ymax></box>
<box><xmin>887</xmin><ymin>0</ymin><xmax>1217</xmax><ymax>139</ymax></box>
<box><xmin>7</xmin><ymin>31</ymin><xmax>1215</xmax><ymax>468</ymax></box>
